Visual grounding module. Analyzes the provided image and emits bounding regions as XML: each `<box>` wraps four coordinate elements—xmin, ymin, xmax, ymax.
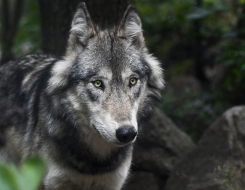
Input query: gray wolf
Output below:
<box><xmin>0</xmin><ymin>3</ymin><xmax>164</xmax><ymax>190</ymax></box>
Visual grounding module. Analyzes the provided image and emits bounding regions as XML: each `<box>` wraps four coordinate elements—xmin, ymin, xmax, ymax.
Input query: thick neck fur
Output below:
<box><xmin>43</xmin><ymin>91</ymin><xmax>131</xmax><ymax>175</ymax></box>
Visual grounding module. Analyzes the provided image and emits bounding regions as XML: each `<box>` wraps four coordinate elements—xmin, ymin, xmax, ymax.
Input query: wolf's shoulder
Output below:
<box><xmin>0</xmin><ymin>54</ymin><xmax>60</xmax><ymax>129</ymax></box>
<box><xmin>0</xmin><ymin>53</ymin><xmax>59</xmax><ymax>83</ymax></box>
<box><xmin>0</xmin><ymin>53</ymin><xmax>60</xmax><ymax>101</ymax></box>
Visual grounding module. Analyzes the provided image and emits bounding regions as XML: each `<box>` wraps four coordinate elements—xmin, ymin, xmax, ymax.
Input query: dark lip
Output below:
<box><xmin>112</xmin><ymin>136</ymin><xmax>138</xmax><ymax>147</ymax></box>
<box><xmin>92</xmin><ymin>124</ymin><xmax>101</xmax><ymax>135</ymax></box>
<box><xmin>114</xmin><ymin>141</ymin><xmax>135</xmax><ymax>147</ymax></box>
<box><xmin>91</xmin><ymin>124</ymin><xmax>137</xmax><ymax>146</ymax></box>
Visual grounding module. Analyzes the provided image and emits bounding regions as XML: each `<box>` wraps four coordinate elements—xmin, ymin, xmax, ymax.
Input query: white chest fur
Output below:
<box><xmin>43</xmin><ymin>151</ymin><xmax>132</xmax><ymax>190</ymax></box>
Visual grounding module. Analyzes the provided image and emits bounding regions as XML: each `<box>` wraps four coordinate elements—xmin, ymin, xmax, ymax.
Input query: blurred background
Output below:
<box><xmin>1</xmin><ymin>0</ymin><xmax>245</xmax><ymax>143</ymax></box>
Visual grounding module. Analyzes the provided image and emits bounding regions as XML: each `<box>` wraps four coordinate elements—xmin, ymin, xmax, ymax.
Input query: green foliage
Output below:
<box><xmin>13</xmin><ymin>0</ymin><xmax>41</xmax><ymax>57</ymax></box>
<box><xmin>0</xmin><ymin>157</ymin><xmax>46</xmax><ymax>190</ymax></box>
<box><xmin>134</xmin><ymin>0</ymin><xmax>245</xmax><ymax>140</ymax></box>
<box><xmin>132</xmin><ymin>0</ymin><xmax>235</xmax><ymax>64</ymax></box>
<box><xmin>217</xmin><ymin>37</ymin><xmax>245</xmax><ymax>103</ymax></box>
<box><xmin>161</xmin><ymin>89</ymin><xmax>230</xmax><ymax>142</ymax></box>
<box><xmin>132</xmin><ymin>0</ymin><xmax>194</xmax><ymax>62</ymax></box>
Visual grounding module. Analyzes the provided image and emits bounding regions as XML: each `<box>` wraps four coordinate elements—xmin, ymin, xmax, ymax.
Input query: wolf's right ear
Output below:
<box><xmin>117</xmin><ymin>5</ymin><xmax>144</xmax><ymax>47</ymax></box>
<box><xmin>67</xmin><ymin>3</ymin><xmax>95</xmax><ymax>52</ymax></box>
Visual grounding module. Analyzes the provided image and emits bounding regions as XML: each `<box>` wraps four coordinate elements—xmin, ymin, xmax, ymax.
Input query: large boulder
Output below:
<box><xmin>123</xmin><ymin>171</ymin><xmax>159</xmax><ymax>190</ymax></box>
<box><xmin>166</xmin><ymin>106</ymin><xmax>245</xmax><ymax>190</ymax></box>
<box><xmin>124</xmin><ymin>108</ymin><xmax>196</xmax><ymax>190</ymax></box>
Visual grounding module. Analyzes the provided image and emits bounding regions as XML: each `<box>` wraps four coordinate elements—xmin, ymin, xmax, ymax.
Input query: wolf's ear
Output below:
<box><xmin>67</xmin><ymin>2</ymin><xmax>95</xmax><ymax>52</ymax></box>
<box><xmin>118</xmin><ymin>5</ymin><xmax>144</xmax><ymax>47</ymax></box>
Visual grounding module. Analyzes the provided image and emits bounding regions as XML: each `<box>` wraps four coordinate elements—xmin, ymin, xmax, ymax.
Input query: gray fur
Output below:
<box><xmin>0</xmin><ymin>3</ymin><xmax>164</xmax><ymax>190</ymax></box>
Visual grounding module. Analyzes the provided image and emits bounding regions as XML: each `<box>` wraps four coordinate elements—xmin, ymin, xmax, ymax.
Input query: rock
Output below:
<box><xmin>124</xmin><ymin>107</ymin><xmax>196</xmax><ymax>190</ymax></box>
<box><xmin>123</xmin><ymin>171</ymin><xmax>159</xmax><ymax>190</ymax></box>
<box><xmin>166</xmin><ymin>106</ymin><xmax>245</xmax><ymax>190</ymax></box>
<box><xmin>133</xmin><ymin>108</ymin><xmax>196</xmax><ymax>176</ymax></box>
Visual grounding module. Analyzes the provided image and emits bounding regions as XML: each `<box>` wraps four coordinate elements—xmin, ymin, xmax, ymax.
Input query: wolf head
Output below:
<box><xmin>48</xmin><ymin>3</ymin><xmax>164</xmax><ymax>146</ymax></box>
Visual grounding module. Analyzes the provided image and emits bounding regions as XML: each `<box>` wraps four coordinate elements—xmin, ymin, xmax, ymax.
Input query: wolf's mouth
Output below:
<box><xmin>91</xmin><ymin>124</ymin><xmax>136</xmax><ymax>147</ymax></box>
<box><xmin>91</xmin><ymin>124</ymin><xmax>102</xmax><ymax>136</ymax></box>
<box><xmin>91</xmin><ymin>123</ymin><xmax>115</xmax><ymax>143</ymax></box>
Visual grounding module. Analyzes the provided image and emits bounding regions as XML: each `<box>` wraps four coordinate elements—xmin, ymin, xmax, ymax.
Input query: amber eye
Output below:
<box><xmin>129</xmin><ymin>78</ymin><xmax>137</xmax><ymax>86</ymax></box>
<box><xmin>94</xmin><ymin>80</ymin><xmax>102</xmax><ymax>88</ymax></box>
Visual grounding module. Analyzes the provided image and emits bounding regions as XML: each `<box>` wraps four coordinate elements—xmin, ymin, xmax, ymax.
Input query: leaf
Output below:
<box><xmin>0</xmin><ymin>161</ymin><xmax>21</xmax><ymax>190</ymax></box>
<box><xmin>212</xmin><ymin>5</ymin><xmax>228</xmax><ymax>12</ymax></box>
<box><xmin>240</xmin><ymin>0</ymin><xmax>245</xmax><ymax>5</ymax></box>
<box><xmin>187</xmin><ymin>8</ymin><xmax>212</xmax><ymax>19</ymax></box>
<box><xmin>0</xmin><ymin>157</ymin><xmax>45</xmax><ymax>190</ymax></box>
<box><xmin>242</xmin><ymin>64</ymin><xmax>245</xmax><ymax>71</ymax></box>
<box><xmin>20</xmin><ymin>157</ymin><xmax>46</xmax><ymax>190</ymax></box>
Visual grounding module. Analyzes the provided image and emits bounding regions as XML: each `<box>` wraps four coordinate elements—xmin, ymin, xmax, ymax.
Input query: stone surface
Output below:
<box><xmin>166</xmin><ymin>106</ymin><xmax>245</xmax><ymax>190</ymax></box>
<box><xmin>123</xmin><ymin>172</ymin><xmax>159</xmax><ymax>190</ymax></box>
<box><xmin>133</xmin><ymin>108</ymin><xmax>196</xmax><ymax>176</ymax></box>
<box><xmin>124</xmin><ymin>107</ymin><xmax>196</xmax><ymax>190</ymax></box>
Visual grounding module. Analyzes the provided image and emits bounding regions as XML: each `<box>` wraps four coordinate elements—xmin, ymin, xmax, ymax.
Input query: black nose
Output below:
<box><xmin>116</xmin><ymin>126</ymin><xmax>137</xmax><ymax>144</ymax></box>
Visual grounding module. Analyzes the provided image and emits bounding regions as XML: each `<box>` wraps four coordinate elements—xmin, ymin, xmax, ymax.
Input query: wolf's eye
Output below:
<box><xmin>129</xmin><ymin>78</ymin><xmax>138</xmax><ymax>86</ymax></box>
<box><xmin>93</xmin><ymin>80</ymin><xmax>102</xmax><ymax>88</ymax></box>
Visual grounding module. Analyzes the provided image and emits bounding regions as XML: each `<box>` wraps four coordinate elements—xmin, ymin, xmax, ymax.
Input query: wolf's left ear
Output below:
<box><xmin>118</xmin><ymin>5</ymin><xmax>144</xmax><ymax>47</ymax></box>
<box><xmin>67</xmin><ymin>2</ymin><xmax>95</xmax><ymax>52</ymax></box>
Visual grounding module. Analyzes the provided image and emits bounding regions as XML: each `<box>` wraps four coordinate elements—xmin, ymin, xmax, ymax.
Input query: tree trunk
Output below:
<box><xmin>84</xmin><ymin>0</ymin><xmax>129</xmax><ymax>27</ymax></box>
<box><xmin>38</xmin><ymin>0</ymin><xmax>129</xmax><ymax>56</ymax></box>
<box><xmin>193</xmin><ymin>0</ymin><xmax>209</xmax><ymax>84</ymax></box>
<box><xmin>236</xmin><ymin>4</ymin><xmax>245</xmax><ymax>39</ymax></box>
<box><xmin>0</xmin><ymin>0</ymin><xmax>24</xmax><ymax>65</ymax></box>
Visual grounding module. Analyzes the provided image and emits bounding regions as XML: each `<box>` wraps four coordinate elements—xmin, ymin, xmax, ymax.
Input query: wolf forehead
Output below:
<box><xmin>51</xmin><ymin>33</ymin><xmax>151</xmax><ymax>86</ymax></box>
<box><xmin>76</xmin><ymin>35</ymin><xmax>150</xmax><ymax>79</ymax></box>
